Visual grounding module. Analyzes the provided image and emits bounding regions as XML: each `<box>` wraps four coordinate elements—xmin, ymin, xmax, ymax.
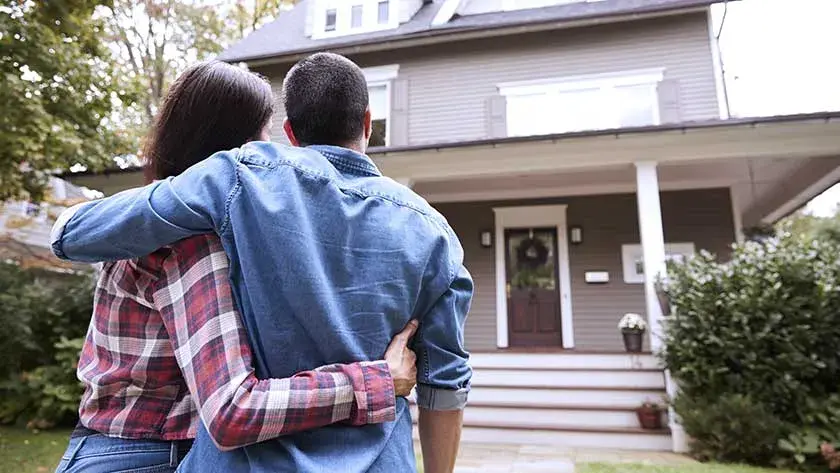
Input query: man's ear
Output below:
<box><xmin>283</xmin><ymin>118</ymin><xmax>300</xmax><ymax>147</ymax></box>
<box><xmin>364</xmin><ymin>108</ymin><xmax>372</xmax><ymax>141</ymax></box>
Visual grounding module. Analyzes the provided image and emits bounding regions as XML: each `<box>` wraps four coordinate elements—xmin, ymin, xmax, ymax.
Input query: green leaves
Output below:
<box><xmin>663</xmin><ymin>232</ymin><xmax>840</xmax><ymax>467</ymax></box>
<box><xmin>1</xmin><ymin>0</ymin><xmax>131</xmax><ymax>201</ymax></box>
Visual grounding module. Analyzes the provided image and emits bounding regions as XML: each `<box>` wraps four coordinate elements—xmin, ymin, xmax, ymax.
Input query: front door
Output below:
<box><xmin>505</xmin><ymin>228</ymin><xmax>562</xmax><ymax>347</ymax></box>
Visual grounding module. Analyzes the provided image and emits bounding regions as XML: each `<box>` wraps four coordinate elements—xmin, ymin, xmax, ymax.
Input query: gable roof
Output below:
<box><xmin>219</xmin><ymin>0</ymin><xmax>719</xmax><ymax>64</ymax></box>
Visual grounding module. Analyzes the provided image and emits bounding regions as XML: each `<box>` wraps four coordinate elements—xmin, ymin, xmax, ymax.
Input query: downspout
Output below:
<box><xmin>714</xmin><ymin>1</ymin><xmax>732</xmax><ymax>118</ymax></box>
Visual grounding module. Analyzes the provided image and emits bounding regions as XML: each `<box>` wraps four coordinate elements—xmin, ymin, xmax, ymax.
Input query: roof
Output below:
<box><xmin>219</xmin><ymin>0</ymin><xmax>719</xmax><ymax>63</ymax></box>
<box><xmin>60</xmin><ymin>111</ymin><xmax>840</xmax><ymax>179</ymax></box>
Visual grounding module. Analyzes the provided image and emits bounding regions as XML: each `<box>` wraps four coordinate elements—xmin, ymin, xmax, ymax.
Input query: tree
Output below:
<box><xmin>102</xmin><ymin>0</ymin><xmax>293</xmax><ymax>130</ymax></box>
<box><xmin>0</xmin><ymin>0</ymin><xmax>135</xmax><ymax>202</ymax></box>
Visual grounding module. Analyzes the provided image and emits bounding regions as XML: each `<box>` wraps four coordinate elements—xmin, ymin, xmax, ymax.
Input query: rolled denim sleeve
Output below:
<box><xmin>51</xmin><ymin>152</ymin><xmax>238</xmax><ymax>263</ymax></box>
<box><xmin>415</xmin><ymin>263</ymin><xmax>474</xmax><ymax>411</ymax></box>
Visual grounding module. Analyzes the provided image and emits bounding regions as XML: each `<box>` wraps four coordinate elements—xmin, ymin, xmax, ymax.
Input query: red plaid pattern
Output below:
<box><xmin>77</xmin><ymin>234</ymin><xmax>395</xmax><ymax>450</ymax></box>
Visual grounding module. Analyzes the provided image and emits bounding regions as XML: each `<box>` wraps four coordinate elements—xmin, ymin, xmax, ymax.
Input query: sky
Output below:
<box><xmin>712</xmin><ymin>0</ymin><xmax>840</xmax><ymax>216</ymax></box>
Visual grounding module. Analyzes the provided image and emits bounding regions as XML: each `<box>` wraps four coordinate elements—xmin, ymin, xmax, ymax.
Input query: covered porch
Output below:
<box><xmin>373</xmin><ymin>112</ymin><xmax>840</xmax><ymax>355</ymax></box>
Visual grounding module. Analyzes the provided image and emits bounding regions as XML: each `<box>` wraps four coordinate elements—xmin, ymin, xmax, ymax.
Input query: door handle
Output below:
<box><xmin>506</xmin><ymin>283</ymin><xmax>511</xmax><ymax>298</ymax></box>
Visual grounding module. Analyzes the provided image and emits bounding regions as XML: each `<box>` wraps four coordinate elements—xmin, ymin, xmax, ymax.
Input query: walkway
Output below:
<box><xmin>442</xmin><ymin>443</ymin><xmax>696</xmax><ymax>473</ymax></box>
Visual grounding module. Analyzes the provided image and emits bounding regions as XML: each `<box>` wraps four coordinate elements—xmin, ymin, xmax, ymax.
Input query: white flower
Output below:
<box><xmin>619</xmin><ymin>313</ymin><xmax>647</xmax><ymax>331</ymax></box>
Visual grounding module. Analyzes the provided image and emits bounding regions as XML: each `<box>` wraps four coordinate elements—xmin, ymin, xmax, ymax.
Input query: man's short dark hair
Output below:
<box><xmin>282</xmin><ymin>53</ymin><xmax>369</xmax><ymax>147</ymax></box>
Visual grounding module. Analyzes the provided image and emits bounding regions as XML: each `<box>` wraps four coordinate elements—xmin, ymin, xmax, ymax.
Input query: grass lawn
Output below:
<box><xmin>578</xmin><ymin>463</ymin><xmax>794</xmax><ymax>473</ymax></box>
<box><xmin>0</xmin><ymin>426</ymin><xmax>70</xmax><ymax>473</ymax></box>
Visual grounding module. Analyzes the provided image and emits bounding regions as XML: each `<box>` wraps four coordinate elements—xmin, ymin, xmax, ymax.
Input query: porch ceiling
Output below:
<box><xmin>372</xmin><ymin>113</ymin><xmax>840</xmax><ymax>182</ymax></box>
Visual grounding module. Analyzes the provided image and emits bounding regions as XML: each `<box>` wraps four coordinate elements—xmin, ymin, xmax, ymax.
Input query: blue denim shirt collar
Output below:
<box><xmin>307</xmin><ymin>145</ymin><xmax>381</xmax><ymax>177</ymax></box>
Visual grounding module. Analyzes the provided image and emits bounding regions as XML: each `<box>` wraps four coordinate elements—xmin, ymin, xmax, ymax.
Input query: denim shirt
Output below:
<box><xmin>51</xmin><ymin>143</ymin><xmax>473</xmax><ymax>473</ymax></box>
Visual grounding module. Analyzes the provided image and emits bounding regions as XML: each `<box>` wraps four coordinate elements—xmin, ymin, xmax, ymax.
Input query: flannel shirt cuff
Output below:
<box><xmin>348</xmin><ymin>360</ymin><xmax>396</xmax><ymax>426</ymax></box>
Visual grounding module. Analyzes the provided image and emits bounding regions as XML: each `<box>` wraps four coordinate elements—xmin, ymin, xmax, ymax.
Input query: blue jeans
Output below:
<box><xmin>55</xmin><ymin>434</ymin><xmax>192</xmax><ymax>473</ymax></box>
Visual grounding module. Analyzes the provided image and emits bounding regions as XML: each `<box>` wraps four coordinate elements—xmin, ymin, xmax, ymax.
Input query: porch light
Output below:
<box><xmin>480</xmin><ymin>230</ymin><xmax>493</xmax><ymax>248</ymax></box>
<box><xmin>569</xmin><ymin>225</ymin><xmax>583</xmax><ymax>244</ymax></box>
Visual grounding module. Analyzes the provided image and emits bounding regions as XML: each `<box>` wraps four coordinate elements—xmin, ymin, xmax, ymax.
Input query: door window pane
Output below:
<box><xmin>507</xmin><ymin>229</ymin><xmax>556</xmax><ymax>291</ymax></box>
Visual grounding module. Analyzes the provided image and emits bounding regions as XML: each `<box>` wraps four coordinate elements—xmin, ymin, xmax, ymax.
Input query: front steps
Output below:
<box><xmin>411</xmin><ymin>352</ymin><xmax>672</xmax><ymax>451</ymax></box>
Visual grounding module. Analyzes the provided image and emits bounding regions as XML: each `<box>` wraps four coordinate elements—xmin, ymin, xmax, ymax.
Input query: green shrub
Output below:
<box><xmin>0</xmin><ymin>262</ymin><xmax>93</xmax><ymax>428</ymax></box>
<box><xmin>674</xmin><ymin>394</ymin><xmax>783</xmax><ymax>465</ymax></box>
<box><xmin>662</xmin><ymin>231</ymin><xmax>840</xmax><ymax>465</ymax></box>
<box><xmin>0</xmin><ymin>338</ymin><xmax>85</xmax><ymax>429</ymax></box>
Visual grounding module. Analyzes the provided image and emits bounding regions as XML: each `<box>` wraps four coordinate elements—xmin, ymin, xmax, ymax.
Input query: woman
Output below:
<box><xmin>55</xmin><ymin>61</ymin><xmax>418</xmax><ymax>473</ymax></box>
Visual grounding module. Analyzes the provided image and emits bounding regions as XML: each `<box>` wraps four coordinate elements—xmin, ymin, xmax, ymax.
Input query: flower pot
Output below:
<box><xmin>622</xmin><ymin>330</ymin><xmax>645</xmax><ymax>353</ymax></box>
<box><xmin>656</xmin><ymin>288</ymin><xmax>672</xmax><ymax>316</ymax></box>
<box><xmin>636</xmin><ymin>406</ymin><xmax>663</xmax><ymax>430</ymax></box>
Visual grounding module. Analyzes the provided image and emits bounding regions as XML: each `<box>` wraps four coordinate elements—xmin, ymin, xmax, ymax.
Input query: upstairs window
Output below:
<box><xmin>351</xmin><ymin>5</ymin><xmax>363</xmax><ymax>28</ymax></box>
<box><xmin>313</xmin><ymin>0</ymin><xmax>398</xmax><ymax>39</ymax></box>
<box><xmin>324</xmin><ymin>8</ymin><xmax>337</xmax><ymax>31</ymax></box>
<box><xmin>363</xmin><ymin>65</ymin><xmax>399</xmax><ymax>147</ymax></box>
<box><xmin>377</xmin><ymin>1</ymin><xmax>390</xmax><ymax>25</ymax></box>
<box><xmin>499</xmin><ymin>69</ymin><xmax>664</xmax><ymax>137</ymax></box>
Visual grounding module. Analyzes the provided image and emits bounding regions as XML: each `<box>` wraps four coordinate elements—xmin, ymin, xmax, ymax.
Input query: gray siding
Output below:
<box><xmin>256</xmin><ymin>12</ymin><xmax>719</xmax><ymax>146</ymax></box>
<box><xmin>435</xmin><ymin>188</ymin><xmax>735</xmax><ymax>352</ymax></box>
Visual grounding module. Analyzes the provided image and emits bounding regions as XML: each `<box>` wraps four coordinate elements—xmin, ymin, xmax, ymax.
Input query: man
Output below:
<box><xmin>52</xmin><ymin>53</ymin><xmax>472</xmax><ymax>473</ymax></box>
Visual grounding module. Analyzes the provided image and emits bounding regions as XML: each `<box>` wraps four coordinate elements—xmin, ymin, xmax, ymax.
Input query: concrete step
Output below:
<box><xmin>471</xmin><ymin>368</ymin><xmax>666</xmax><ymax>390</ymax></box>
<box><xmin>469</xmin><ymin>352</ymin><xmax>661</xmax><ymax>371</ymax></box>
<box><xmin>412</xmin><ymin>424</ymin><xmax>672</xmax><ymax>451</ymax></box>
<box><xmin>410</xmin><ymin>404</ymin><xmax>645</xmax><ymax>430</ymax></box>
<box><xmin>466</xmin><ymin>386</ymin><xmax>666</xmax><ymax>409</ymax></box>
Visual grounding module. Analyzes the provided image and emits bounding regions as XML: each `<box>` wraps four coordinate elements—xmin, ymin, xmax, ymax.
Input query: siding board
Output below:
<box><xmin>255</xmin><ymin>13</ymin><xmax>718</xmax><ymax>146</ymax></box>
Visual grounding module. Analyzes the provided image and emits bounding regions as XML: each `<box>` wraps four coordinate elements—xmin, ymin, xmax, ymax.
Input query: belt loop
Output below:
<box><xmin>170</xmin><ymin>441</ymin><xmax>178</xmax><ymax>467</ymax></box>
<box><xmin>64</xmin><ymin>435</ymin><xmax>89</xmax><ymax>469</ymax></box>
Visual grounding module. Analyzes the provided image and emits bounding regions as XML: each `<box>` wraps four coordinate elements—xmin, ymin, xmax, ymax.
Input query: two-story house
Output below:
<box><xmin>65</xmin><ymin>0</ymin><xmax>840</xmax><ymax>452</ymax></box>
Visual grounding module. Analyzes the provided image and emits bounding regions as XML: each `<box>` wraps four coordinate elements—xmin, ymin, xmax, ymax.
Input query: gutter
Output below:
<box><xmin>240</xmin><ymin>5</ymin><xmax>716</xmax><ymax>68</ymax></box>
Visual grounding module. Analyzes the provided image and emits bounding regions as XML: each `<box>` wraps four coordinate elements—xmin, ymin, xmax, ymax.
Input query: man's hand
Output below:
<box><xmin>384</xmin><ymin>320</ymin><xmax>418</xmax><ymax>397</ymax></box>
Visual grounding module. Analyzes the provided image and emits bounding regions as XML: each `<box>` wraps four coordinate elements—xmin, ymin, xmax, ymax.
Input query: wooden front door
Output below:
<box><xmin>505</xmin><ymin>227</ymin><xmax>562</xmax><ymax>347</ymax></box>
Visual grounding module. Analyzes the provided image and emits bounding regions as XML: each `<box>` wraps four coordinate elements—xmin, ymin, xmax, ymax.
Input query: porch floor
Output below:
<box><xmin>440</xmin><ymin>442</ymin><xmax>696</xmax><ymax>473</ymax></box>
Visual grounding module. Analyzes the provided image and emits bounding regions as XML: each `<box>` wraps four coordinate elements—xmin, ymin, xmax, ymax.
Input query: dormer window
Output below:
<box><xmin>312</xmin><ymin>0</ymin><xmax>398</xmax><ymax>39</ymax></box>
<box><xmin>351</xmin><ymin>5</ymin><xmax>363</xmax><ymax>28</ymax></box>
<box><xmin>377</xmin><ymin>1</ymin><xmax>390</xmax><ymax>24</ymax></box>
<box><xmin>325</xmin><ymin>8</ymin><xmax>337</xmax><ymax>31</ymax></box>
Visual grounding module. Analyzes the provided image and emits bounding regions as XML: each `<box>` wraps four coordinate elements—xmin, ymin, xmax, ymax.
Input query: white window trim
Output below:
<box><xmin>621</xmin><ymin>242</ymin><xmax>695</xmax><ymax>284</ymax></box>
<box><xmin>493</xmin><ymin>205</ymin><xmax>575</xmax><ymax>349</ymax></box>
<box><xmin>364</xmin><ymin>65</ymin><xmax>398</xmax><ymax>147</ymax></box>
<box><xmin>499</xmin><ymin>68</ymin><xmax>665</xmax><ymax>137</ymax></box>
<box><xmin>311</xmin><ymin>0</ymin><xmax>399</xmax><ymax>40</ymax></box>
<box><xmin>498</xmin><ymin>68</ymin><xmax>665</xmax><ymax>97</ymax></box>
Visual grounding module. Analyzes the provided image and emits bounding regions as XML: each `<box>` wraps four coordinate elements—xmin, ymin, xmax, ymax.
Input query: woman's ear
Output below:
<box><xmin>283</xmin><ymin>118</ymin><xmax>300</xmax><ymax>146</ymax></box>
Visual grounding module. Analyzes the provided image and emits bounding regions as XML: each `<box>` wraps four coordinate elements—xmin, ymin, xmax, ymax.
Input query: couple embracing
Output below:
<box><xmin>52</xmin><ymin>52</ymin><xmax>472</xmax><ymax>473</ymax></box>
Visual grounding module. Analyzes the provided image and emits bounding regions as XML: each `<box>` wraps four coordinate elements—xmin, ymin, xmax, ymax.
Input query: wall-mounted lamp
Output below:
<box><xmin>569</xmin><ymin>225</ymin><xmax>583</xmax><ymax>245</ymax></box>
<box><xmin>480</xmin><ymin>230</ymin><xmax>493</xmax><ymax>248</ymax></box>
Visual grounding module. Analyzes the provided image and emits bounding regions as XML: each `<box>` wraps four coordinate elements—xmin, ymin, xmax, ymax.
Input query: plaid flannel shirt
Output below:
<box><xmin>77</xmin><ymin>234</ymin><xmax>396</xmax><ymax>450</ymax></box>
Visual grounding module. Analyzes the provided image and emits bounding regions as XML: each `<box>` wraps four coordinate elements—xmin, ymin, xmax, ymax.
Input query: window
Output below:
<box><xmin>368</xmin><ymin>84</ymin><xmax>388</xmax><ymax>147</ymax></box>
<box><xmin>325</xmin><ymin>8</ymin><xmax>337</xmax><ymax>31</ymax></box>
<box><xmin>499</xmin><ymin>69</ymin><xmax>663</xmax><ymax>137</ymax></box>
<box><xmin>313</xmin><ymin>0</ymin><xmax>397</xmax><ymax>38</ymax></box>
<box><xmin>362</xmin><ymin>64</ymin><xmax>399</xmax><ymax>147</ymax></box>
<box><xmin>351</xmin><ymin>5</ymin><xmax>363</xmax><ymax>28</ymax></box>
<box><xmin>377</xmin><ymin>1</ymin><xmax>390</xmax><ymax>25</ymax></box>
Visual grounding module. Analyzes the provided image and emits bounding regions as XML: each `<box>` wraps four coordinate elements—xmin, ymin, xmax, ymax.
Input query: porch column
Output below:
<box><xmin>634</xmin><ymin>162</ymin><xmax>667</xmax><ymax>352</ymax></box>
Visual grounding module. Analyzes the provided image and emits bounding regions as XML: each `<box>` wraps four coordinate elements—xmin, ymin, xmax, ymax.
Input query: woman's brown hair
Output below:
<box><xmin>143</xmin><ymin>60</ymin><xmax>275</xmax><ymax>183</ymax></box>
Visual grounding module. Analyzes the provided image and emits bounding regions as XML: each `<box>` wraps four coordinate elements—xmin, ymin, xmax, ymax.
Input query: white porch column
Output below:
<box><xmin>636</xmin><ymin>162</ymin><xmax>688</xmax><ymax>454</ymax></box>
<box><xmin>634</xmin><ymin>162</ymin><xmax>667</xmax><ymax>352</ymax></box>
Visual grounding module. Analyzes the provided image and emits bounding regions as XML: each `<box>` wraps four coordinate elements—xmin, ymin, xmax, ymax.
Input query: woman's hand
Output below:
<box><xmin>384</xmin><ymin>320</ymin><xmax>419</xmax><ymax>397</ymax></box>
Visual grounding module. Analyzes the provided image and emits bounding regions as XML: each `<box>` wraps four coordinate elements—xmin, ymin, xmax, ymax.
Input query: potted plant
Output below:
<box><xmin>618</xmin><ymin>313</ymin><xmax>647</xmax><ymax>353</ymax></box>
<box><xmin>636</xmin><ymin>401</ymin><xmax>663</xmax><ymax>430</ymax></box>
<box><xmin>655</xmin><ymin>277</ymin><xmax>672</xmax><ymax>316</ymax></box>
